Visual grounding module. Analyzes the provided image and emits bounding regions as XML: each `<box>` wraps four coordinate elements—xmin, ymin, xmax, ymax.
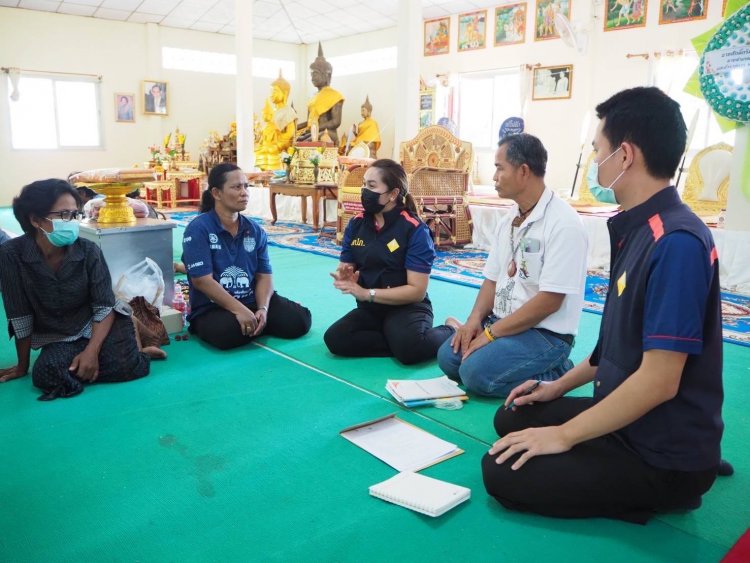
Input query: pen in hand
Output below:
<box><xmin>504</xmin><ymin>380</ymin><xmax>541</xmax><ymax>411</ymax></box>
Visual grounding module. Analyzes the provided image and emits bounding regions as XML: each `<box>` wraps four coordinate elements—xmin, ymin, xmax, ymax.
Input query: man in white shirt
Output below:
<box><xmin>437</xmin><ymin>133</ymin><xmax>588</xmax><ymax>397</ymax></box>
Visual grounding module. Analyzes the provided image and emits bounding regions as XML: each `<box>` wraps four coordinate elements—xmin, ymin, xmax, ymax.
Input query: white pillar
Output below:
<box><xmin>725</xmin><ymin>125</ymin><xmax>750</xmax><ymax>231</ymax></box>
<box><xmin>393</xmin><ymin>1</ymin><xmax>421</xmax><ymax>159</ymax></box>
<box><xmin>235</xmin><ymin>1</ymin><xmax>254</xmax><ymax>169</ymax></box>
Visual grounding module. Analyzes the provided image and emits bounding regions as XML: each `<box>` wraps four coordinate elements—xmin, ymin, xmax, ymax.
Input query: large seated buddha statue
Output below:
<box><xmin>339</xmin><ymin>95</ymin><xmax>381</xmax><ymax>158</ymax></box>
<box><xmin>296</xmin><ymin>43</ymin><xmax>344</xmax><ymax>145</ymax></box>
<box><xmin>254</xmin><ymin>71</ymin><xmax>297</xmax><ymax>171</ymax></box>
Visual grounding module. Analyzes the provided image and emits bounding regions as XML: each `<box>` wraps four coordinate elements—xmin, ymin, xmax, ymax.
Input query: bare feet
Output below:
<box><xmin>445</xmin><ymin>316</ymin><xmax>463</xmax><ymax>331</ymax></box>
<box><xmin>142</xmin><ymin>346</ymin><xmax>167</xmax><ymax>360</ymax></box>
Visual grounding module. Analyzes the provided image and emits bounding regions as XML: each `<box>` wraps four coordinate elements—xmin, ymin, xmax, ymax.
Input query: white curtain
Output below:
<box><xmin>8</xmin><ymin>67</ymin><xmax>21</xmax><ymax>101</ymax></box>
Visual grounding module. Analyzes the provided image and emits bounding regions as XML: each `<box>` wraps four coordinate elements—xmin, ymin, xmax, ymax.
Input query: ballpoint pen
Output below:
<box><xmin>505</xmin><ymin>380</ymin><xmax>541</xmax><ymax>410</ymax></box>
<box><xmin>403</xmin><ymin>397</ymin><xmax>467</xmax><ymax>409</ymax></box>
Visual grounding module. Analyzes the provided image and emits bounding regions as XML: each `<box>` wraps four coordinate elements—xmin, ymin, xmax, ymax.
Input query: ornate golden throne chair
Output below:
<box><xmin>336</xmin><ymin>158</ymin><xmax>373</xmax><ymax>243</ymax></box>
<box><xmin>399</xmin><ymin>126</ymin><xmax>474</xmax><ymax>247</ymax></box>
<box><xmin>682</xmin><ymin>143</ymin><xmax>733</xmax><ymax>219</ymax></box>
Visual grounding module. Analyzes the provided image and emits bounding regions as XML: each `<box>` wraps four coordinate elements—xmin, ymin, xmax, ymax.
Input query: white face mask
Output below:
<box><xmin>586</xmin><ymin>147</ymin><xmax>625</xmax><ymax>204</ymax></box>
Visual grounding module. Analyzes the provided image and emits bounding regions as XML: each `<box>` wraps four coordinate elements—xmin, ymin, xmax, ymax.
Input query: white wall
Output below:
<box><xmin>0</xmin><ymin>3</ymin><xmax>728</xmax><ymax>205</ymax></box>
<box><xmin>420</xmin><ymin>0</ymin><xmax>726</xmax><ymax>190</ymax></box>
<box><xmin>0</xmin><ymin>8</ymin><xmax>298</xmax><ymax>206</ymax></box>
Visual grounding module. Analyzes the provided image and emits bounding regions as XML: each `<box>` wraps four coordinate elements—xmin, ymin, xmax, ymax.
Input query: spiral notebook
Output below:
<box><xmin>369</xmin><ymin>471</ymin><xmax>471</xmax><ymax>517</ymax></box>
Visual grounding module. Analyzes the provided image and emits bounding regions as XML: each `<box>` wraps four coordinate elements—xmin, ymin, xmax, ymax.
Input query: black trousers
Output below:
<box><xmin>32</xmin><ymin>314</ymin><xmax>150</xmax><ymax>399</ymax></box>
<box><xmin>190</xmin><ymin>292</ymin><xmax>311</xmax><ymax>351</ymax></box>
<box><xmin>481</xmin><ymin>397</ymin><xmax>718</xmax><ymax>524</ymax></box>
<box><xmin>324</xmin><ymin>300</ymin><xmax>453</xmax><ymax>365</ymax></box>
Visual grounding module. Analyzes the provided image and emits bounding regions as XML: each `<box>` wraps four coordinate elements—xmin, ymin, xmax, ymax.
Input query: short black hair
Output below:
<box><xmin>13</xmin><ymin>179</ymin><xmax>81</xmax><ymax>234</ymax></box>
<box><xmin>595</xmin><ymin>87</ymin><xmax>686</xmax><ymax>179</ymax></box>
<box><xmin>498</xmin><ymin>133</ymin><xmax>547</xmax><ymax>177</ymax></box>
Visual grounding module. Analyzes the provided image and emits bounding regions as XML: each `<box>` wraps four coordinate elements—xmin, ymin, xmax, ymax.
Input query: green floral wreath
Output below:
<box><xmin>699</xmin><ymin>5</ymin><xmax>750</xmax><ymax>124</ymax></box>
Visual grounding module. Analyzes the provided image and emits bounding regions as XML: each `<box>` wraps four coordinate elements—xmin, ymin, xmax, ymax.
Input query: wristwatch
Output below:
<box><xmin>369</xmin><ymin>289</ymin><xmax>376</xmax><ymax>303</ymax></box>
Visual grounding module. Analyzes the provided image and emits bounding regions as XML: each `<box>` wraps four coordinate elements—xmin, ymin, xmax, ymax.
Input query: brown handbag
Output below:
<box><xmin>129</xmin><ymin>296</ymin><xmax>170</xmax><ymax>347</ymax></box>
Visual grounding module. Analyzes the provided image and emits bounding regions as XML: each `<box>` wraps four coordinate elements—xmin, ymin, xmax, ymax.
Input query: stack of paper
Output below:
<box><xmin>369</xmin><ymin>471</ymin><xmax>471</xmax><ymax>517</ymax></box>
<box><xmin>386</xmin><ymin>376</ymin><xmax>467</xmax><ymax>407</ymax></box>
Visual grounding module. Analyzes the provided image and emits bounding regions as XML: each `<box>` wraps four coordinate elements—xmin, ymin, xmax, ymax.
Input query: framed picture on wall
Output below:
<box><xmin>143</xmin><ymin>80</ymin><xmax>168</xmax><ymax>115</ymax></box>
<box><xmin>534</xmin><ymin>0</ymin><xmax>571</xmax><ymax>41</ymax></box>
<box><xmin>114</xmin><ymin>93</ymin><xmax>135</xmax><ymax>123</ymax></box>
<box><xmin>495</xmin><ymin>3</ymin><xmax>527</xmax><ymax>46</ymax></box>
<box><xmin>532</xmin><ymin>65</ymin><xmax>573</xmax><ymax>100</ymax></box>
<box><xmin>458</xmin><ymin>10</ymin><xmax>487</xmax><ymax>51</ymax></box>
<box><xmin>658</xmin><ymin>0</ymin><xmax>707</xmax><ymax>24</ymax></box>
<box><xmin>419</xmin><ymin>88</ymin><xmax>435</xmax><ymax>129</ymax></box>
<box><xmin>424</xmin><ymin>17</ymin><xmax>450</xmax><ymax>56</ymax></box>
<box><xmin>605</xmin><ymin>0</ymin><xmax>648</xmax><ymax>31</ymax></box>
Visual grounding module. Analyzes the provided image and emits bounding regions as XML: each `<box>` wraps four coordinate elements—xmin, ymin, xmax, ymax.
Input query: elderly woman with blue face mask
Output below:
<box><xmin>0</xmin><ymin>179</ymin><xmax>160</xmax><ymax>401</ymax></box>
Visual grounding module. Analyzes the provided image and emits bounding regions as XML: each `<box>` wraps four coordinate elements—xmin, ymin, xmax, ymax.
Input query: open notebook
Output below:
<box><xmin>369</xmin><ymin>471</ymin><xmax>471</xmax><ymax>517</ymax></box>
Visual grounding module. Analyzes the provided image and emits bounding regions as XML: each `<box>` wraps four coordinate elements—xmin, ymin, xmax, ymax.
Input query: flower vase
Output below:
<box><xmin>313</xmin><ymin>166</ymin><xmax>319</xmax><ymax>183</ymax></box>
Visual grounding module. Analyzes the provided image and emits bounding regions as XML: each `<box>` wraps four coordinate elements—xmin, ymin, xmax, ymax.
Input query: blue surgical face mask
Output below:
<box><xmin>40</xmin><ymin>219</ymin><xmax>80</xmax><ymax>247</ymax></box>
<box><xmin>586</xmin><ymin>147</ymin><xmax>625</xmax><ymax>204</ymax></box>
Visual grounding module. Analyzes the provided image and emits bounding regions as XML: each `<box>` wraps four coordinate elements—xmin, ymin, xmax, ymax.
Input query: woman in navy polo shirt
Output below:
<box><xmin>182</xmin><ymin>163</ymin><xmax>311</xmax><ymax>350</ymax></box>
<box><xmin>324</xmin><ymin>159</ymin><xmax>453</xmax><ymax>364</ymax></box>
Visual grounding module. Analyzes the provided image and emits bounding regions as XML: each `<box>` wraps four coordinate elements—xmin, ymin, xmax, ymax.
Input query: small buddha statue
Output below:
<box><xmin>339</xmin><ymin>95</ymin><xmax>381</xmax><ymax>158</ymax></box>
<box><xmin>296</xmin><ymin>43</ymin><xmax>344</xmax><ymax>145</ymax></box>
<box><xmin>254</xmin><ymin>71</ymin><xmax>297</xmax><ymax>171</ymax></box>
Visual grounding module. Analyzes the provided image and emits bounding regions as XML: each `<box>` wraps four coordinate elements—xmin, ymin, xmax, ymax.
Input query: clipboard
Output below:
<box><xmin>340</xmin><ymin>414</ymin><xmax>464</xmax><ymax>472</ymax></box>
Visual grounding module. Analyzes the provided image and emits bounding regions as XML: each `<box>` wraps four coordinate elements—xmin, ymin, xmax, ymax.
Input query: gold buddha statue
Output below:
<box><xmin>296</xmin><ymin>43</ymin><xmax>344</xmax><ymax>145</ymax></box>
<box><xmin>254</xmin><ymin>71</ymin><xmax>297</xmax><ymax>171</ymax></box>
<box><xmin>339</xmin><ymin>95</ymin><xmax>381</xmax><ymax>158</ymax></box>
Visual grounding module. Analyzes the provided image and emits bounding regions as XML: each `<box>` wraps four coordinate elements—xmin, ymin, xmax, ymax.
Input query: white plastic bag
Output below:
<box><xmin>114</xmin><ymin>257</ymin><xmax>165</xmax><ymax>308</ymax></box>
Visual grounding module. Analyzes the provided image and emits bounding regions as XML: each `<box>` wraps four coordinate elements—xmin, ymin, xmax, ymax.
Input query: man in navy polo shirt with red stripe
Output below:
<box><xmin>482</xmin><ymin>87</ymin><xmax>729</xmax><ymax>523</ymax></box>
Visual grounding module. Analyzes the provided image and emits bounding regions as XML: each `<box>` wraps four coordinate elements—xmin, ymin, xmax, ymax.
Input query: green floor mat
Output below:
<box><xmin>256</xmin><ymin>247</ymin><xmax>750</xmax><ymax>552</ymax></box>
<box><xmin>1</xmin><ymin>208</ymin><xmax>747</xmax><ymax>558</ymax></box>
<box><xmin>0</xmin><ymin>345</ymin><xmax>727</xmax><ymax>561</ymax></box>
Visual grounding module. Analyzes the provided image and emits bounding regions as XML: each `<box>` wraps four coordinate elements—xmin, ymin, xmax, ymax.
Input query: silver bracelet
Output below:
<box><xmin>258</xmin><ymin>306</ymin><xmax>268</xmax><ymax>312</ymax></box>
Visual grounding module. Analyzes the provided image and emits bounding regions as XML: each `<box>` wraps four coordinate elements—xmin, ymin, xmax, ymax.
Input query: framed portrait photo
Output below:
<box><xmin>424</xmin><ymin>17</ymin><xmax>450</xmax><ymax>56</ymax></box>
<box><xmin>114</xmin><ymin>93</ymin><xmax>135</xmax><ymax>123</ymax></box>
<box><xmin>532</xmin><ymin>65</ymin><xmax>573</xmax><ymax>100</ymax></box>
<box><xmin>605</xmin><ymin>0</ymin><xmax>648</xmax><ymax>31</ymax></box>
<box><xmin>534</xmin><ymin>0</ymin><xmax>571</xmax><ymax>41</ymax></box>
<box><xmin>495</xmin><ymin>3</ymin><xmax>527</xmax><ymax>46</ymax></box>
<box><xmin>458</xmin><ymin>10</ymin><xmax>487</xmax><ymax>52</ymax></box>
<box><xmin>143</xmin><ymin>80</ymin><xmax>168</xmax><ymax>115</ymax></box>
<box><xmin>659</xmin><ymin>0</ymin><xmax>707</xmax><ymax>24</ymax></box>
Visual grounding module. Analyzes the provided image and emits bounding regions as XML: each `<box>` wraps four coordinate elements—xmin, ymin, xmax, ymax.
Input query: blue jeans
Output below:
<box><xmin>437</xmin><ymin>321</ymin><xmax>574</xmax><ymax>398</ymax></box>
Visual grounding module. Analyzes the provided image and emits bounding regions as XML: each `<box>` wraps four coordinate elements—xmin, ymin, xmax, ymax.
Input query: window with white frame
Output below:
<box><xmin>457</xmin><ymin>69</ymin><xmax>522</xmax><ymax>149</ymax></box>
<box><xmin>328</xmin><ymin>47</ymin><xmax>397</xmax><ymax>77</ymax></box>
<box><xmin>8</xmin><ymin>75</ymin><xmax>101</xmax><ymax>150</ymax></box>
<box><xmin>162</xmin><ymin>47</ymin><xmax>295</xmax><ymax>79</ymax></box>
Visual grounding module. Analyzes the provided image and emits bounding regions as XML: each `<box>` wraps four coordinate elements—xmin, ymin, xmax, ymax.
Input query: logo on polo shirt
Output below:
<box><xmin>219</xmin><ymin>266</ymin><xmax>250</xmax><ymax>291</ymax></box>
<box><xmin>209</xmin><ymin>233</ymin><xmax>218</xmax><ymax>244</ymax></box>
<box><xmin>243</xmin><ymin>236</ymin><xmax>256</xmax><ymax>252</ymax></box>
<box><xmin>387</xmin><ymin>239</ymin><xmax>400</xmax><ymax>253</ymax></box>
<box><xmin>351</xmin><ymin>238</ymin><xmax>365</xmax><ymax>247</ymax></box>
<box><xmin>617</xmin><ymin>271</ymin><xmax>627</xmax><ymax>296</ymax></box>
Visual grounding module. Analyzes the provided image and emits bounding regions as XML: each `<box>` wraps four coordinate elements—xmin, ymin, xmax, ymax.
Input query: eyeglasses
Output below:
<box><xmin>47</xmin><ymin>210</ymin><xmax>81</xmax><ymax>222</ymax></box>
<box><xmin>226</xmin><ymin>183</ymin><xmax>251</xmax><ymax>192</ymax></box>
